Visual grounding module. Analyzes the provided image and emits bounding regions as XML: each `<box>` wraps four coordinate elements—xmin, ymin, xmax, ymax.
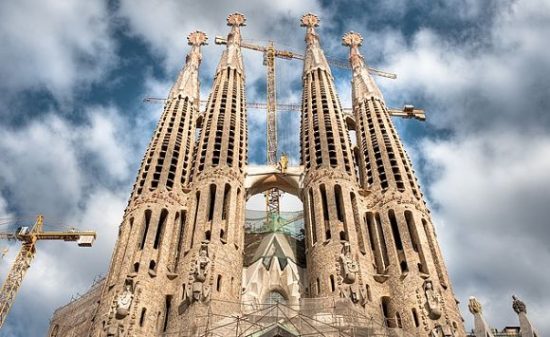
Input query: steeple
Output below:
<box><xmin>343</xmin><ymin>30</ymin><xmax>466</xmax><ymax>336</ymax></box>
<box><xmin>215</xmin><ymin>12</ymin><xmax>246</xmax><ymax>75</ymax></box>
<box><xmin>300</xmin><ymin>13</ymin><xmax>331</xmax><ymax>74</ymax></box>
<box><xmin>342</xmin><ymin>32</ymin><xmax>384</xmax><ymax>102</ymax></box>
<box><xmin>168</xmin><ymin>31</ymin><xmax>207</xmax><ymax>103</ymax></box>
<box><xmin>342</xmin><ymin>31</ymin><xmax>421</xmax><ymax>196</ymax></box>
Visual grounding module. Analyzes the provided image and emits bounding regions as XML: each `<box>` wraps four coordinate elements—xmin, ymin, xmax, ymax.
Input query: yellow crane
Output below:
<box><xmin>0</xmin><ymin>215</ymin><xmax>96</xmax><ymax>329</ymax></box>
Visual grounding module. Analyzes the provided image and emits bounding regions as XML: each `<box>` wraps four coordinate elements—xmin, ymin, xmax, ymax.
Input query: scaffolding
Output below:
<box><xmin>161</xmin><ymin>297</ymin><xmax>423</xmax><ymax>337</ymax></box>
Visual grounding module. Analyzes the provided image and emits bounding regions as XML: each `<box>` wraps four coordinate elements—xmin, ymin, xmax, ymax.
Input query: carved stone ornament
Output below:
<box><xmin>512</xmin><ymin>295</ymin><xmax>527</xmax><ymax>314</ymax></box>
<box><xmin>115</xmin><ymin>282</ymin><xmax>134</xmax><ymax>319</ymax></box>
<box><xmin>468</xmin><ymin>296</ymin><xmax>482</xmax><ymax>314</ymax></box>
<box><xmin>106</xmin><ymin>323</ymin><xmax>124</xmax><ymax>337</ymax></box>
<box><xmin>424</xmin><ymin>280</ymin><xmax>442</xmax><ymax>320</ymax></box>
<box><xmin>339</xmin><ymin>242</ymin><xmax>359</xmax><ymax>284</ymax></box>
<box><xmin>187</xmin><ymin>241</ymin><xmax>211</xmax><ymax>303</ymax></box>
<box><xmin>430</xmin><ymin>324</ymin><xmax>453</xmax><ymax>337</ymax></box>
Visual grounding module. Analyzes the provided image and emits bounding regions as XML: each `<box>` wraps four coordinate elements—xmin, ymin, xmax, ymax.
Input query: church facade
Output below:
<box><xmin>47</xmin><ymin>13</ymin><xmax>537</xmax><ymax>337</ymax></box>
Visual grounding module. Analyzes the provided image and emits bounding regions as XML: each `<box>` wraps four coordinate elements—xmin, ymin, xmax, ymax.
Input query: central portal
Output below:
<box><xmin>242</xmin><ymin>192</ymin><xmax>306</xmax><ymax>313</ymax></box>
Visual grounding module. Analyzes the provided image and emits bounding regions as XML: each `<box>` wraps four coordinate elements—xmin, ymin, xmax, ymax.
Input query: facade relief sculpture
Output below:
<box><xmin>424</xmin><ymin>280</ymin><xmax>442</xmax><ymax>320</ymax></box>
<box><xmin>115</xmin><ymin>281</ymin><xmax>134</xmax><ymax>319</ymax></box>
<box><xmin>468</xmin><ymin>296</ymin><xmax>482</xmax><ymax>314</ymax></box>
<box><xmin>187</xmin><ymin>241</ymin><xmax>212</xmax><ymax>303</ymax></box>
<box><xmin>338</xmin><ymin>242</ymin><xmax>366</xmax><ymax>306</ymax></box>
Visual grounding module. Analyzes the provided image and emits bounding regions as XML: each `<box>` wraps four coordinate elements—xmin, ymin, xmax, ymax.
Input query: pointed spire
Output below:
<box><xmin>168</xmin><ymin>31</ymin><xmax>207</xmax><ymax>101</ymax></box>
<box><xmin>342</xmin><ymin>31</ymin><xmax>384</xmax><ymax>103</ymax></box>
<box><xmin>300</xmin><ymin>13</ymin><xmax>331</xmax><ymax>74</ymax></box>
<box><xmin>216</xmin><ymin>12</ymin><xmax>246</xmax><ymax>75</ymax></box>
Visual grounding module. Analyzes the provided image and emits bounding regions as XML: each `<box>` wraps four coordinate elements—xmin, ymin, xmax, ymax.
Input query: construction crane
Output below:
<box><xmin>0</xmin><ymin>215</ymin><xmax>96</xmax><ymax>329</ymax></box>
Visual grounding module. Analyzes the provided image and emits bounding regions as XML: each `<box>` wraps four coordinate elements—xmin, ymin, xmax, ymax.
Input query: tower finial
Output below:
<box><xmin>227</xmin><ymin>12</ymin><xmax>246</xmax><ymax>27</ymax></box>
<box><xmin>187</xmin><ymin>31</ymin><xmax>208</xmax><ymax>47</ymax></box>
<box><xmin>300</xmin><ymin>13</ymin><xmax>319</xmax><ymax>28</ymax></box>
<box><xmin>342</xmin><ymin>31</ymin><xmax>363</xmax><ymax>48</ymax></box>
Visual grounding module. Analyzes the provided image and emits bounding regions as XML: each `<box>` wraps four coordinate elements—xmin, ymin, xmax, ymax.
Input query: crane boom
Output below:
<box><xmin>0</xmin><ymin>215</ymin><xmax>96</xmax><ymax>329</ymax></box>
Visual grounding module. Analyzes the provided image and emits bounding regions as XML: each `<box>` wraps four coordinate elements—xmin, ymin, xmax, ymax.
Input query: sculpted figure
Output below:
<box><xmin>424</xmin><ymin>280</ymin><xmax>442</xmax><ymax>319</ymax></box>
<box><xmin>115</xmin><ymin>283</ymin><xmax>133</xmax><ymax>318</ymax></box>
<box><xmin>188</xmin><ymin>241</ymin><xmax>211</xmax><ymax>303</ymax></box>
<box><xmin>468</xmin><ymin>296</ymin><xmax>482</xmax><ymax>314</ymax></box>
<box><xmin>340</xmin><ymin>242</ymin><xmax>359</xmax><ymax>284</ymax></box>
<box><xmin>512</xmin><ymin>295</ymin><xmax>527</xmax><ymax>314</ymax></box>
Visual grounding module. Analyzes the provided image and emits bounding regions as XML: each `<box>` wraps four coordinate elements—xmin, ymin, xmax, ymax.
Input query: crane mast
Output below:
<box><xmin>264</xmin><ymin>42</ymin><xmax>282</xmax><ymax>225</ymax></box>
<box><xmin>0</xmin><ymin>215</ymin><xmax>96</xmax><ymax>329</ymax></box>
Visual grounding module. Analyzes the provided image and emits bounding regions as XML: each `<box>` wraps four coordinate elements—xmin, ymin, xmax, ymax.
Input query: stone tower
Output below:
<box><xmin>89</xmin><ymin>31</ymin><xmax>207</xmax><ymax>337</ymax></box>
<box><xmin>172</xmin><ymin>12</ymin><xmax>248</xmax><ymax>333</ymax></box>
<box><xmin>342</xmin><ymin>31</ymin><xmax>466</xmax><ymax>335</ymax></box>
<box><xmin>298</xmin><ymin>13</ymin><xmax>374</xmax><ymax>313</ymax></box>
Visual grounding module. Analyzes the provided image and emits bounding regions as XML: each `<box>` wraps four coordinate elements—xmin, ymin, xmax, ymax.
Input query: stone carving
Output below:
<box><xmin>106</xmin><ymin>323</ymin><xmax>124</xmax><ymax>337</ymax></box>
<box><xmin>339</xmin><ymin>242</ymin><xmax>359</xmax><ymax>284</ymax></box>
<box><xmin>187</xmin><ymin>241</ymin><xmax>211</xmax><ymax>303</ymax></box>
<box><xmin>424</xmin><ymin>280</ymin><xmax>442</xmax><ymax>320</ymax></box>
<box><xmin>430</xmin><ymin>324</ymin><xmax>453</xmax><ymax>337</ymax></box>
<box><xmin>468</xmin><ymin>296</ymin><xmax>482</xmax><ymax>314</ymax></box>
<box><xmin>512</xmin><ymin>295</ymin><xmax>527</xmax><ymax>314</ymax></box>
<box><xmin>115</xmin><ymin>282</ymin><xmax>134</xmax><ymax>319</ymax></box>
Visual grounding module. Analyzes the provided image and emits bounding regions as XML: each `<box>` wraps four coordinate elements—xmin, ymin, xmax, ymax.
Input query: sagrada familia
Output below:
<box><xmin>47</xmin><ymin>13</ymin><xmax>539</xmax><ymax>337</ymax></box>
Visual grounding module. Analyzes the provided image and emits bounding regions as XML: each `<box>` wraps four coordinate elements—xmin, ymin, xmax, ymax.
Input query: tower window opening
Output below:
<box><xmin>330</xmin><ymin>275</ymin><xmax>335</xmax><ymax>292</ymax></box>
<box><xmin>208</xmin><ymin>184</ymin><xmax>216</xmax><ymax>222</ymax></box>
<box><xmin>153</xmin><ymin>209</ymin><xmax>168</xmax><ymax>249</ymax></box>
<box><xmin>205</xmin><ymin>230</ymin><xmax>211</xmax><ymax>241</ymax></box>
<box><xmin>149</xmin><ymin>260</ymin><xmax>156</xmax><ymax>272</ymax></box>
<box><xmin>162</xmin><ymin>295</ymin><xmax>172</xmax><ymax>332</ymax></box>
<box><xmin>140</xmin><ymin>209</ymin><xmax>152</xmax><ymax>250</ymax></box>
<box><xmin>334</xmin><ymin>185</ymin><xmax>345</xmax><ymax>223</ymax></box>
<box><xmin>308</xmin><ymin>188</ymin><xmax>317</xmax><ymax>245</ymax></box>
<box><xmin>389</xmin><ymin>210</ymin><xmax>403</xmax><ymax>250</ymax></box>
<box><xmin>190</xmin><ymin>191</ymin><xmax>200</xmax><ymax>249</ymax></box>
<box><xmin>320</xmin><ymin>184</ymin><xmax>331</xmax><ymax>240</ymax></box>
<box><xmin>412</xmin><ymin>308</ymin><xmax>420</xmax><ymax>327</ymax></box>
<box><xmin>217</xmin><ymin>275</ymin><xmax>222</xmax><ymax>292</ymax></box>
<box><xmin>139</xmin><ymin>308</ymin><xmax>146</xmax><ymax>327</ymax></box>
<box><xmin>316</xmin><ymin>278</ymin><xmax>321</xmax><ymax>295</ymax></box>
<box><xmin>133</xmin><ymin>262</ymin><xmax>140</xmax><ymax>273</ymax></box>
<box><xmin>351</xmin><ymin>193</ymin><xmax>366</xmax><ymax>254</ymax></box>
<box><xmin>381</xmin><ymin>296</ymin><xmax>395</xmax><ymax>328</ymax></box>
<box><xmin>174</xmin><ymin>210</ymin><xmax>186</xmax><ymax>270</ymax></box>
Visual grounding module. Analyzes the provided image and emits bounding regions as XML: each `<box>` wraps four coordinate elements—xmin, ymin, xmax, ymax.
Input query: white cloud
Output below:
<box><xmin>0</xmin><ymin>0</ymin><xmax>116</xmax><ymax>103</ymax></box>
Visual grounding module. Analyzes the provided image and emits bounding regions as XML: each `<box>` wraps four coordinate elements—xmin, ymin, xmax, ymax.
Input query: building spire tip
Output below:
<box><xmin>342</xmin><ymin>31</ymin><xmax>363</xmax><ymax>47</ymax></box>
<box><xmin>227</xmin><ymin>12</ymin><xmax>246</xmax><ymax>27</ymax></box>
<box><xmin>300</xmin><ymin>13</ymin><xmax>320</xmax><ymax>28</ymax></box>
<box><xmin>187</xmin><ymin>31</ymin><xmax>208</xmax><ymax>46</ymax></box>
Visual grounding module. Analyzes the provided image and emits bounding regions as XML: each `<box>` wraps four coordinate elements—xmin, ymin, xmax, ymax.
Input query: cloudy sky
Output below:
<box><xmin>1</xmin><ymin>0</ymin><xmax>549</xmax><ymax>336</ymax></box>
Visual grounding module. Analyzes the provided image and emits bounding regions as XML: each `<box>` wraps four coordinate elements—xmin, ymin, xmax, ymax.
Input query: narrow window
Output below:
<box><xmin>140</xmin><ymin>209</ymin><xmax>152</xmax><ymax>250</ymax></box>
<box><xmin>366</xmin><ymin>284</ymin><xmax>372</xmax><ymax>301</ymax></box>
<box><xmin>149</xmin><ymin>260</ymin><xmax>156</xmax><ymax>272</ymax></box>
<box><xmin>153</xmin><ymin>209</ymin><xmax>168</xmax><ymax>249</ymax></box>
<box><xmin>351</xmin><ymin>193</ymin><xmax>365</xmax><ymax>253</ymax></box>
<box><xmin>308</xmin><ymin>188</ymin><xmax>317</xmax><ymax>244</ymax></box>
<box><xmin>139</xmin><ymin>308</ymin><xmax>146</xmax><ymax>327</ymax></box>
<box><xmin>208</xmin><ymin>184</ymin><xmax>216</xmax><ymax>222</ymax></box>
<box><xmin>182</xmin><ymin>284</ymin><xmax>186</xmax><ymax>300</ymax></box>
<box><xmin>174</xmin><ymin>210</ymin><xmax>186</xmax><ymax>270</ymax></box>
<box><xmin>321</xmin><ymin>184</ymin><xmax>331</xmax><ymax>240</ymax></box>
<box><xmin>406</xmin><ymin>210</ymin><xmax>428</xmax><ymax>273</ymax></box>
<box><xmin>375</xmin><ymin>213</ymin><xmax>390</xmax><ymax>271</ymax></box>
<box><xmin>330</xmin><ymin>275</ymin><xmax>335</xmax><ymax>292</ymax></box>
<box><xmin>389</xmin><ymin>210</ymin><xmax>403</xmax><ymax>250</ymax></box>
<box><xmin>412</xmin><ymin>308</ymin><xmax>420</xmax><ymax>327</ymax></box>
<box><xmin>162</xmin><ymin>295</ymin><xmax>172</xmax><ymax>332</ymax></box>
<box><xmin>381</xmin><ymin>297</ymin><xmax>394</xmax><ymax>328</ymax></box>
<box><xmin>190</xmin><ymin>192</ymin><xmax>200</xmax><ymax>248</ymax></box>
<box><xmin>221</xmin><ymin>183</ymin><xmax>231</xmax><ymax>221</ymax></box>
<box><xmin>133</xmin><ymin>262</ymin><xmax>140</xmax><ymax>273</ymax></box>
<box><xmin>217</xmin><ymin>275</ymin><xmax>222</xmax><ymax>292</ymax></box>
<box><xmin>316</xmin><ymin>278</ymin><xmax>321</xmax><ymax>295</ymax></box>
<box><xmin>334</xmin><ymin>185</ymin><xmax>345</xmax><ymax>223</ymax></box>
